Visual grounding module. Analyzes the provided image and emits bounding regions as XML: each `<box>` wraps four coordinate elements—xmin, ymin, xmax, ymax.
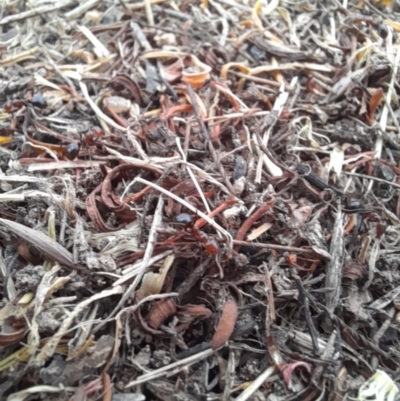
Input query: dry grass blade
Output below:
<box><xmin>125</xmin><ymin>349</ymin><xmax>214</xmax><ymax>388</ymax></box>
<box><xmin>325</xmin><ymin>206</ymin><xmax>344</xmax><ymax>314</ymax></box>
<box><xmin>31</xmin><ymin>285</ymin><xmax>124</xmax><ymax>367</ymax></box>
<box><xmin>0</xmin><ymin>218</ymin><xmax>76</xmax><ymax>269</ymax></box>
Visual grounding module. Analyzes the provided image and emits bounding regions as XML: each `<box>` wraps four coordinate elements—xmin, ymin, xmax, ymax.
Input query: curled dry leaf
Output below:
<box><xmin>181</xmin><ymin>55</ymin><xmax>211</xmax><ymax>89</ymax></box>
<box><xmin>343</xmin><ymin>261</ymin><xmax>366</xmax><ymax>280</ymax></box>
<box><xmin>366</xmin><ymin>88</ymin><xmax>384</xmax><ymax>126</ymax></box>
<box><xmin>220</xmin><ymin>62</ymin><xmax>250</xmax><ymax>81</ymax></box>
<box><xmin>163</xmin><ymin>59</ymin><xmax>183</xmax><ymax>83</ymax></box>
<box><xmin>211</xmin><ymin>298</ymin><xmax>238</xmax><ymax>350</ymax></box>
<box><xmin>86</xmin><ymin>185</ymin><xmax>125</xmax><ymax>232</ymax></box>
<box><xmin>108</xmin><ymin>74</ymin><xmax>145</xmax><ymax>106</ymax></box>
<box><xmin>150</xmin><ymin>53</ymin><xmax>211</xmax><ymax>88</ymax></box>
<box><xmin>282</xmin><ymin>360</ymin><xmax>313</xmax><ymax>390</ymax></box>
<box><xmin>178</xmin><ymin>304</ymin><xmax>213</xmax><ymax>317</ymax></box>
<box><xmin>87</xmin><ymin>164</ymin><xmax>164</xmax><ymax>231</ymax></box>
<box><xmin>147</xmin><ymin>298</ymin><xmax>177</xmax><ymax>329</ymax></box>
<box><xmin>138</xmin><ymin>255</ymin><xmax>174</xmax><ymax>299</ymax></box>
<box><xmin>210</xmin><ymin>81</ymin><xmax>244</xmax><ymax>112</ymax></box>
<box><xmin>0</xmin><ymin>327</ymin><xmax>28</xmax><ymax>347</ymax></box>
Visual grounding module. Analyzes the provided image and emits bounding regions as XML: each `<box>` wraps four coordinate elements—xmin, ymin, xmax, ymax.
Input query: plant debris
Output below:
<box><xmin>1</xmin><ymin>0</ymin><xmax>400</xmax><ymax>400</ymax></box>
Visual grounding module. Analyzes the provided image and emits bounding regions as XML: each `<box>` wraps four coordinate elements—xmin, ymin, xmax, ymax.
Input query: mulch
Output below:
<box><xmin>1</xmin><ymin>1</ymin><xmax>400</xmax><ymax>400</ymax></box>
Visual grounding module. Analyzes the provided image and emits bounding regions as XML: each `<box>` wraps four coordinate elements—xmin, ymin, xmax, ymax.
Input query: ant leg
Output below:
<box><xmin>88</xmin><ymin>146</ymin><xmax>94</xmax><ymax>169</ymax></box>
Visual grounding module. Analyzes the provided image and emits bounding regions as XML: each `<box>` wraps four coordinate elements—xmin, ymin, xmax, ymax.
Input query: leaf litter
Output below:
<box><xmin>0</xmin><ymin>0</ymin><xmax>400</xmax><ymax>400</ymax></box>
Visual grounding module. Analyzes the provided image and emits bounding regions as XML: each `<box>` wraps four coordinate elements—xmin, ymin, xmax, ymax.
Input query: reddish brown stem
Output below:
<box><xmin>234</xmin><ymin>196</ymin><xmax>275</xmax><ymax>251</ymax></box>
<box><xmin>194</xmin><ymin>199</ymin><xmax>237</xmax><ymax>228</ymax></box>
<box><xmin>101</xmin><ymin>372</ymin><xmax>112</xmax><ymax>401</ymax></box>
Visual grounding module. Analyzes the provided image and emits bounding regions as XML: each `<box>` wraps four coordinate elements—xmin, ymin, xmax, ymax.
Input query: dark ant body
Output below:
<box><xmin>174</xmin><ymin>213</ymin><xmax>220</xmax><ymax>255</ymax></box>
<box><xmin>30</xmin><ymin>95</ymin><xmax>48</xmax><ymax>109</ymax></box>
<box><xmin>65</xmin><ymin>143</ymin><xmax>80</xmax><ymax>160</ymax></box>
<box><xmin>343</xmin><ymin>200</ymin><xmax>364</xmax><ymax>212</ymax></box>
<box><xmin>65</xmin><ymin>126</ymin><xmax>105</xmax><ymax>160</ymax></box>
<box><xmin>4</xmin><ymin>96</ymin><xmax>48</xmax><ymax>113</ymax></box>
<box><xmin>175</xmin><ymin>213</ymin><xmax>192</xmax><ymax>225</ymax></box>
<box><xmin>343</xmin><ymin>199</ymin><xmax>388</xmax><ymax>238</ymax></box>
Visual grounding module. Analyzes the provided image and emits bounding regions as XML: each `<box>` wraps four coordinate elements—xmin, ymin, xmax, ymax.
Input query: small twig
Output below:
<box><xmin>176</xmin><ymin>137</ymin><xmax>211</xmax><ymax>215</ymax></box>
<box><xmin>134</xmin><ymin>177</ymin><xmax>233</xmax><ymax>248</ymax></box>
<box><xmin>65</xmin><ymin>0</ymin><xmax>100</xmax><ymax>20</ymax></box>
<box><xmin>342</xmin><ymin>171</ymin><xmax>400</xmax><ymax>190</ymax></box>
<box><xmin>233</xmin><ymin>366</ymin><xmax>276</xmax><ymax>401</ymax></box>
<box><xmin>176</xmin><ymin>258</ymin><xmax>211</xmax><ymax>297</ymax></box>
<box><xmin>144</xmin><ymin>0</ymin><xmax>154</xmax><ymax>25</ymax></box>
<box><xmin>101</xmin><ymin>372</ymin><xmax>112</xmax><ymax>401</ymax></box>
<box><xmin>125</xmin><ymin>0</ymin><xmax>167</xmax><ymax>10</ymax></box>
<box><xmin>98</xmin><ymin>195</ymin><xmax>164</xmax><ymax>329</ymax></box>
<box><xmin>39</xmin><ymin>42</ymin><xmax>77</xmax><ymax>92</ymax></box>
<box><xmin>32</xmin><ymin>285</ymin><xmax>124</xmax><ymax>367</ymax></box>
<box><xmin>125</xmin><ymin>348</ymin><xmax>214</xmax><ymax>388</ymax></box>
<box><xmin>138</xmin><ymin>166</ymin><xmax>172</xmax><ymax>246</ymax></box>
<box><xmin>325</xmin><ymin>202</ymin><xmax>344</xmax><ymax>314</ymax></box>
<box><xmin>263</xmin><ymin>263</ymin><xmax>275</xmax><ymax>337</ymax></box>
<box><xmin>295</xmin><ymin>279</ymin><xmax>320</xmax><ymax>356</ymax></box>
<box><xmin>186</xmin><ymin>85</ymin><xmax>236</xmax><ymax>195</ymax></box>
<box><xmin>0</xmin><ymin>0</ymin><xmax>75</xmax><ymax>25</ymax></box>
<box><xmin>233</xmin><ymin>240</ymin><xmax>312</xmax><ymax>254</ymax></box>
<box><xmin>222</xmin><ymin>350</ymin><xmax>237</xmax><ymax>401</ymax></box>
<box><xmin>194</xmin><ymin>199</ymin><xmax>237</xmax><ymax>229</ymax></box>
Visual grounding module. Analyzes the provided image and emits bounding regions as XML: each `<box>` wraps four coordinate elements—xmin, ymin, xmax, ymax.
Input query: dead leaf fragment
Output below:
<box><xmin>211</xmin><ymin>298</ymin><xmax>238</xmax><ymax>349</ymax></box>
<box><xmin>147</xmin><ymin>298</ymin><xmax>176</xmax><ymax>329</ymax></box>
<box><xmin>0</xmin><ymin>327</ymin><xmax>28</xmax><ymax>347</ymax></box>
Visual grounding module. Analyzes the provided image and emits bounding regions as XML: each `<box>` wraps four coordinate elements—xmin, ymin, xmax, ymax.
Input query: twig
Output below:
<box><xmin>325</xmin><ymin>203</ymin><xmax>344</xmax><ymax>314</ymax></box>
<box><xmin>144</xmin><ymin>0</ymin><xmax>155</xmax><ymax>26</ymax></box>
<box><xmin>65</xmin><ymin>0</ymin><xmax>101</xmax><ymax>20</ymax></box>
<box><xmin>233</xmin><ymin>366</ymin><xmax>276</xmax><ymax>401</ymax></box>
<box><xmin>233</xmin><ymin>240</ymin><xmax>312</xmax><ymax>254</ymax></box>
<box><xmin>138</xmin><ymin>166</ymin><xmax>172</xmax><ymax>246</ymax></box>
<box><xmin>133</xmin><ymin>177</ymin><xmax>233</xmax><ymax>248</ymax></box>
<box><xmin>176</xmin><ymin>137</ymin><xmax>211</xmax><ymax>215</ymax></box>
<box><xmin>101</xmin><ymin>372</ymin><xmax>112</xmax><ymax>401</ymax></box>
<box><xmin>186</xmin><ymin>85</ymin><xmax>236</xmax><ymax>195</ymax></box>
<box><xmin>194</xmin><ymin>199</ymin><xmax>237</xmax><ymax>229</ymax></box>
<box><xmin>0</xmin><ymin>0</ymin><xmax>76</xmax><ymax>25</ymax></box>
<box><xmin>32</xmin><ymin>285</ymin><xmax>124</xmax><ymax>367</ymax></box>
<box><xmin>125</xmin><ymin>349</ymin><xmax>214</xmax><ymax>388</ymax></box>
<box><xmin>342</xmin><ymin>171</ymin><xmax>400</xmax><ymax>190</ymax></box>
<box><xmin>295</xmin><ymin>279</ymin><xmax>320</xmax><ymax>356</ymax></box>
<box><xmin>97</xmin><ymin>195</ymin><xmax>165</xmax><ymax>329</ymax></box>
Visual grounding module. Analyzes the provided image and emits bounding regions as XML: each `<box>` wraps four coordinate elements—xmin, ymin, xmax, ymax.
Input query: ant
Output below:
<box><xmin>174</xmin><ymin>213</ymin><xmax>220</xmax><ymax>255</ymax></box>
<box><xmin>65</xmin><ymin>126</ymin><xmax>105</xmax><ymax>160</ymax></box>
<box><xmin>343</xmin><ymin>200</ymin><xmax>388</xmax><ymax>238</ymax></box>
<box><xmin>4</xmin><ymin>95</ymin><xmax>48</xmax><ymax>113</ymax></box>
